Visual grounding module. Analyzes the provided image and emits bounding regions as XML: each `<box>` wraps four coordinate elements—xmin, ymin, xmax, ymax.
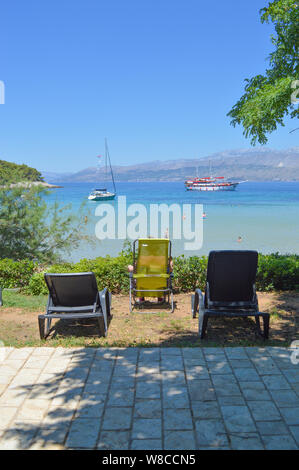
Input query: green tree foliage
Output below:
<box><xmin>0</xmin><ymin>160</ymin><xmax>44</xmax><ymax>185</ymax></box>
<box><xmin>0</xmin><ymin>185</ymin><xmax>90</xmax><ymax>262</ymax></box>
<box><xmin>228</xmin><ymin>0</ymin><xmax>299</xmax><ymax>144</ymax></box>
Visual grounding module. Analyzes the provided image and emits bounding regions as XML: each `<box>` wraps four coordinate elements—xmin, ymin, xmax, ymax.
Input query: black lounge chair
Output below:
<box><xmin>191</xmin><ymin>250</ymin><xmax>269</xmax><ymax>339</ymax></box>
<box><xmin>38</xmin><ymin>272</ymin><xmax>111</xmax><ymax>339</ymax></box>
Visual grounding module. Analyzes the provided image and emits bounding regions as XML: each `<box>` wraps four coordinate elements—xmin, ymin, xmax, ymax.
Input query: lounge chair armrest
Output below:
<box><xmin>99</xmin><ymin>288</ymin><xmax>111</xmax><ymax>318</ymax></box>
<box><xmin>195</xmin><ymin>288</ymin><xmax>204</xmax><ymax>307</ymax></box>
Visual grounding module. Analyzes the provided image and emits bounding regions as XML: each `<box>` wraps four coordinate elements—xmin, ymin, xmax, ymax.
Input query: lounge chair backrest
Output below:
<box><xmin>44</xmin><ymin>272</ymin><xmax>98</xmax><ymax>307</ymax></box>
<box><xmin>207</xmin><ymin>251</ymin><xmax>258</xmax><ymax>303</ymax></box>
<box><xmin>136</xmin><ymin>239</ymin><xmax>170</xmax><ymax>275</ymax></box>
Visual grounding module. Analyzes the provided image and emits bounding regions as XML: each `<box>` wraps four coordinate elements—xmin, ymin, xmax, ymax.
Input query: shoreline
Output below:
<box><xmin>4</xmin><ymin>181</ymin><xmax>63</xmax><ymax>189</ymax></box>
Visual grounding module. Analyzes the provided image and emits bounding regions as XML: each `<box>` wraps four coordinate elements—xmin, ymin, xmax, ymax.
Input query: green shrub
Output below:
<box><xmin>0</xmin><ymin>250</ymin><xmax>298</xmax><ymax>296</ymax></box>
<box><xmin>256</xmin><ymin>253</ymin><xmax>299</xmax><ymax>291</ymax></box>
<box><xmin>0</xmin><ymin>258</ymin><xmax>35</xmax><ymax>288</ymax></box>
<box><xmin>173</xmin><ymin>255</ymin><xmax>208</xmax><ymax>292</ymax></box>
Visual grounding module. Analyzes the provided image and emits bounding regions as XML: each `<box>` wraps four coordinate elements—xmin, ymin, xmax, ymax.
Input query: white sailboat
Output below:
<box><xmin>88</xmin><ymin>139</ymin><xmax>116</xmax><ymax>201</ymax></box>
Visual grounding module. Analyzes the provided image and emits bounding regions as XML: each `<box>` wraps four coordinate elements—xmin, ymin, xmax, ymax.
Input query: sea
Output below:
<box><xmin>45</xmin><ymin>181</ymin><xmax>299</xmax><ymax>262</ymax></box>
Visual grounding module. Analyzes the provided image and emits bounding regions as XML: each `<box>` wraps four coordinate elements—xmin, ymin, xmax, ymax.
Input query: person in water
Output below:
<box><xmin>237</xmin><ymin>236</ymin><xmax>243</xmax><ymax>243</ymax></box>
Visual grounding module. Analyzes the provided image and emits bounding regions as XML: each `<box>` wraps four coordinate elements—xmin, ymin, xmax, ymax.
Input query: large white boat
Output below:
<box><xmin>185</xmin><ymin>176</ymin><xmax>239</xmax><ymax>191</ymax></box>
<box><xmin>88</xmin><ymin>139</ymin><xmax>116</xmax><ymax>201</ymax></box>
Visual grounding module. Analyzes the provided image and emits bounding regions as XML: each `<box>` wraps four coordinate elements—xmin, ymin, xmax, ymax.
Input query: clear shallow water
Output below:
<box><xmin>46</xmin><ymin>181</ymin><xmax>299</xmax><ymax>261</ymax></box>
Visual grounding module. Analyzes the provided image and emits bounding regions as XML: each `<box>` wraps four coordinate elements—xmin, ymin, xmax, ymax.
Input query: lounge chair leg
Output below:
<box><xmin>38</xmin><ymin>317</ymin><xmax>45</xmax><ymax>340</ymax></box>
<box><xmin>192</xmin><ymin>294</ymin><xmax>198</xmax><ymax>318</ymax></box>
<box><xmin>170</xmin><ymin>291</ymin><xmax>174</xmax><ymax>313</ymax></box>
<box><xmin>263</xmin><ymin>313</ymin><xmax>270</xmax><ymax>339</ymax></box>
<box><xmin>199</xmin><ymin>311</ymin><xmax>208</xmax><ymax>339</ymax></box>
<box><xmin>255</xmin><ymin>315</ymin><xmax>262</xmax><ymax>336</ymax></box>
<box><xmin>97</xmin><ymin>316</ymin><xmax>107</xmax><ymax>337</ymax></box>
<box><xmin>45</xmin><ymin>318</ymin><xmax>52</xmax><ymax>337</ymax></box>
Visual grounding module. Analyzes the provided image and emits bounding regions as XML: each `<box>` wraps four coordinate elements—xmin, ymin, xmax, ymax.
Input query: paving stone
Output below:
<box><xmin>41</xmin><ymin>405</ymin><xmax>74</xmax><ymax>425</ymax></box>
<box><xmin>229</xmin><ymin>359</ymin><xmax>253</xmax><ymax>368</ymax></box>
<box><xmin>75</xmin><ymin>396</ymin><xmax>105</xmax><ymax>418</ymax></box>
<box><xmin>163</xmin><ymin>385</ymin><xmax>189</xmax><ymax>408</ymax></box>
<box><xmin>262</xmin><ymin>374</ymin><xmax>291</xmax><ymax>390</ymax></box>
<box><xmin>162</xmin><ymin>370</ymin><xmax>186</xmax><ymax>384</ymax></box>
<box><xmin>192</xmin><ymin>402</ymin><xmax>221</xmax><ymax>419</ymax></box>
<box><xmin>233</xmin><ymin>368</ymin><xmax>260</xmax><ymax>382</ymax></box>
<box><xmin>282</xmin><ymin>369</ymin><xmax>299</xmax><ymax>384</ymax></box>
<box><xmin>251</xmin><ymin>357</ymin><xmax>280</xmax><ymax>375</ymax></box>
<box><xmin>208</xmin><ymin>361</ymin><xmax>232</xmax><ymax>375</ymax></box>
<box><xmin>134</xmin><ymin>399</ymin><xmax>161</xmax><ymax>419</ymax></box>
<box><xmin>195</xmin><ymin>420</ymin><xmax>228</xmax><ymax>448</ymax></box>
<box><xmin>17</xmin><ymin>398</ymin><xmax>50</xmax><ymax>421</ymax></box>
<box><xmin>0</xmin><ymin>425</ymin><xmax>37</xmax><ymax>449</ymax></box>
<box><xmin>136</xmin><ymin>381</ymin><xmax>161</xmax><ymax>399</ymax></box>
<box><xmin>66</xmin><ymin>418</ymin><xmax>101</xmax><ymax>449</ymax></box>
<box><xmin>164</xmin><ymin>409</ymin><xmax>193</xmax><ymax>430</ymax></box>
<box><xmin>182</xmin><ymin>348</ymin><xmax>204</xmax><ymax>360</ymax></box>
<box><xmin>102</xmin><ymin>407</ymin><xmax>132</xmax><ymax>430</ymax></box>
<box><xmin>110</xmin><ymin>376</ymin><xmax>135</xmax><ymax>389</ymax></box>
<box><xmin>161</xmin><ymin>348</ymin><xmax>182</xmax><ymax>357</ymax></box>
<box><xmin>107</xmin><ymin>388</ymin><xmax>135</xmax><ymax>407</ymax></box>
<box><xmin>220</xmin><ymin>406</ymin><xmax>256</xmax><ymax>433</ymax></box>
<box><xmin>239</xmin><ymin>381</ymin><xmax>271</xmax><ymax>401</ymax></box>
<box><xmin>0</xmin><ymin>388</ymin><xmax>28</xmax><ymax>406</ymax></box>
<box><xmin>212</xmin><ymin>375</ymin><xmax>242</xmax><ymax>397</ymax></box>
<box><xmin>188</xmin><ymin>380</ymin><xmax>216</xmax><ymax>402</ymax></box>
<box><xmin>132</xmin><ymin>419</ymin><xmax>162</xmax><ymax>439</ymax></box>
<box><xmin>290</xmin><ymin>426</ymin><xmax>299</xmax><ymax>445</ymax></box>
<box><xmin>164</xmin><ymin>430</ymin><xmax>196</xmax><ymax>450</ymax></box>
<box><xmin>131</xmin><ymin>439</ymin><xmax>162</xmax><ymax>450</ymax></box>
<box><xmin>33</xmin><ymin>423</ymin><xmax>70</xmax><ymax>447</ymax></box>
<box><xmin>256</xmin><ymin>420</ymin><xmax>289</xmax><ymax>435</ymax></box>
<box><xmin>262</xmin><ymin>434</ymin><xmax>298</xmax><ymax>450</ymax></box>
<box><xmin>279</xmin><ymin>407</ymin><xmax>299</xmax><ymax>425</ymax></box>
<box><xmin>230</xmin><ymin>433</ymin><xmax>264</xmax><ymax>450</ymax></box>
<box><xmin>217</xmin><ymin>396</ymin><xmax>246</xmax><ymax>406</ymax></box>
<box><xmin>0</xmin><ymin>407</ymin><xmax>18</xmax><ymax>429</ymax></box>
<box><xmin>137</xmin><ymin>366</ymin><xmax>160</xmax><ymax>378</ymax></box>
<box><xmin>224</xmin><ymin>348</ymin><xmax>247</xmax><ymax>360</ymax></box>
<box><xmin>161</xmin><ymin>357</ymin><xmax>184</xmax><ymax>371</ymax></box>
<box><xmin>98</xmin><ymin>431</ymin><xmax>130</xmax><ymax>450</ymax></box>
<box><xmin>185</xmin><ymin>365</ymin><xmax>210</xmax><ymax>380</ymax></box>
<box><xmin>270</xmin><ymin>389</ymin><xmax>299</xmax><ymax>407</ymax></box>
<box><xmin>247</xmin><ymin>401</ymin><xmax>281</xmax><ymax>421</ymax></box>
<box><xmin>23</xmin><ymin>357</ymin><xmax>49</xmax><ymax>369</ymax></box>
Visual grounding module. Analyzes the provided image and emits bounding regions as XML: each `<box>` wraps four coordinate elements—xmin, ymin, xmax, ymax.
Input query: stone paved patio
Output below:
<box><xmin>0</xmin><ymin>346</ymin><xmax>298</xmax><ymax>450</ymax></box>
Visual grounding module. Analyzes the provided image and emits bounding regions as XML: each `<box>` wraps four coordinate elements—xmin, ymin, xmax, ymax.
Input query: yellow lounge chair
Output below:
<box><xmin>129</xmin><ymin>238</ymin><xmax>174</xmax><ymax>312</ymax></box>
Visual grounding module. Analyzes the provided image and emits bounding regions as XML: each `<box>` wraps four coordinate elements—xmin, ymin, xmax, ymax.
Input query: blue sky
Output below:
<box><xmin>0</xmin><ymin>0</ymin><xmax>297</xmax><ymax>173</ymax></box>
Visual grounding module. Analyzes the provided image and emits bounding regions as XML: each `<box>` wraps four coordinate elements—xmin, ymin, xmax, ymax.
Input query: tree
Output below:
<box><xmin>227</xmin><ymin>0</ymin><xmax>299</xmax><ymax>145</ymax></box>
<box><xmin>0</xmin><ymin>185</ymin><xmax>91</xmax><ymax>262</ymax></box>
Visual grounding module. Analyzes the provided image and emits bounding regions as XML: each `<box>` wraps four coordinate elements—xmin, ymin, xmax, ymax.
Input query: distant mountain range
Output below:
<box><xmin>42</xmin><ymin>147</ymin><xmax>299</xmax><ymax>182</ymax></box>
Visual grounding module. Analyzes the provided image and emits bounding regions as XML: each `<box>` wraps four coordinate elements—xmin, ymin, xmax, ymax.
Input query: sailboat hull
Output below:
<box><xmin>88</xmin><ymin>193</ymin><xmax>116</xmax><ymax>201</ymax></box>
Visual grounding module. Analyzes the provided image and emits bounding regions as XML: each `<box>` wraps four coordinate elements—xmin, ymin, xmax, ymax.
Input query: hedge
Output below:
<box><xmin>0</xmin><ymin>252</ymin><xmax>298</xmax><ymax>296</ymax></box>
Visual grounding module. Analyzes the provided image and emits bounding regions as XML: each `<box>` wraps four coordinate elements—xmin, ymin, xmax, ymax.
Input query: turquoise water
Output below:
<box><xmin>46</xmin><ymin>181</ymin><xmax>299</xmax><ymax>261</ymax></box>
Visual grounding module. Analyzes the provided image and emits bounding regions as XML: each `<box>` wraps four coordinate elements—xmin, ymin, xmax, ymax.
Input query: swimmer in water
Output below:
<box><xmin>237</xmin><ymin>236</ymin><xmax>243</xmax><ymax>243</ymax></box>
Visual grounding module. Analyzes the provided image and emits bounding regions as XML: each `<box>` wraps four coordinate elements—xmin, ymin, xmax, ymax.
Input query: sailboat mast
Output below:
<box><xmin>105</xmin><ymin>139</ymin><xmax>116</xmax><ymax>194</ymax></box>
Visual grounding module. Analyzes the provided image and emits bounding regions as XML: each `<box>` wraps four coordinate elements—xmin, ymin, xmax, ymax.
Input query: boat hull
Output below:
<box><xmin>186</xmin><ymin>183</ymin><xmax>238</xmax><ymax>191</ymax></box>
<box><xmin>88</xmin><ymin>193</ymin><xmax>116</xmax><ymax>201</ymax></box>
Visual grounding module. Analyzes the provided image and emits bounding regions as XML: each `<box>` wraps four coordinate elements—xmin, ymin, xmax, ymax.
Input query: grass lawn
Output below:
<box><xmin>0</xmin><ymin>290</ymin><xmax>298</xmax><ymax>348</ymax></box>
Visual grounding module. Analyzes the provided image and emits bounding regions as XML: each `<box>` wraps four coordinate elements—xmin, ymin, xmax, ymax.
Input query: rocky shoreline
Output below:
<box><xmin>5</xmin><ymin>181</ymin><xmax>63</xmax><ymax>189</ymax></box>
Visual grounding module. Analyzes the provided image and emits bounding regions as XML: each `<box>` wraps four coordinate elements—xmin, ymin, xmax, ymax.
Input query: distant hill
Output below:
<box><xmin>43</xmin><ymin>147</ymin><xmax>299</xmax><ymax>182</ymax></box>
<box><xmin>0</xmin><ymin>160</ymin><xmax>44</xmax><ymax>185</ymax></box>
